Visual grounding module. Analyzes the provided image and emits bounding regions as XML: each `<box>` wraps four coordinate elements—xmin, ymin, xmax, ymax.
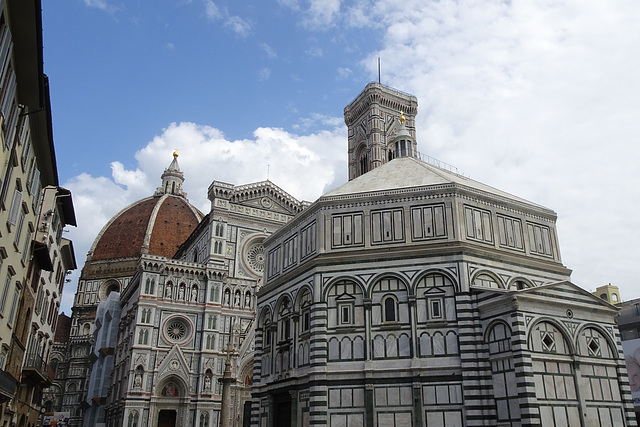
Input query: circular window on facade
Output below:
<box><xmin>242</xmin><ymin>237</ymin><xmax>266</xmax><ymax>277</ymax></box>
<box><xmin>98</xmin><ymin>280</ymin><xmax>120</xmax><ymax>301</ymax></box>
<box><xmin>162</xmin><ymin>316</ymin><xmax>192</xmax><ymax>344</ymax></box>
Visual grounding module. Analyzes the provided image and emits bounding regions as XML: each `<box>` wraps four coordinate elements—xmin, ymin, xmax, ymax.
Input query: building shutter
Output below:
<box><xmin>8</xmin><ymin>189</ymin><xmax>21</xmax><ymax>225</ymax></box>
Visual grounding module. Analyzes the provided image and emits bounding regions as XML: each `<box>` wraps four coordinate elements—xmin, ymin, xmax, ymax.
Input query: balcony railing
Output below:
<box><xmin>22</xmin><ymin>352</ymin><xmax>50</xmax><ymax>384</ymax></box>
<box><xmin>0</xmin><ymin>370</ymin><xmax>17</xmax><ymax>402</ymax></box>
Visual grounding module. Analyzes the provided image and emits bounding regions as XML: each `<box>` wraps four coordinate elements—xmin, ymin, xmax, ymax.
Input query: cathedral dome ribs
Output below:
<box><xmin>88</xmin><ymin>154</ymin><xmax>203</xmax><ymax>263</ymax></box>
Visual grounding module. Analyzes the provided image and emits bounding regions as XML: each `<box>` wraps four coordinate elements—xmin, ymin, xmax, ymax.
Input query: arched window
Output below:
<box><xmin>382</xmin><ymin>296</ymin><xmax>397</xmax><ymax>322</ymax></box>
<box><xmin>278</xmin><ymin>299</ymin><xmax>292</xmax><ymax>341</ymax></box>
<box><xmin>298</xmin><ymin>289</ymin><xmax>311</xmax><ymax>334</ymax></box>
<box><xmin>514</xmin><ymin>280</ymin><xmax>527</xmax><ymax>290</ymax></box>
<box><xmin>264</xmin><ymin>320</ymin><xmax>272</xmax><ymax>347</ymax></box>
<box><xmin>138</xmin><ymin>329</ymin><xmax>148</xmax><ymax>345</ymax></box>
<box><xmin>50</xmin><ymin>358</ymin><xmax>59</xmax><ymax>377</ymax></box>
<box><xmin>359</xmin><ymin>152</ymin><xmax>368</xmax><ymax>175</ymax></box>
<box><xmin>127</xmin><ymin>411</ymin><xmax>139</xmax><ymax>427</ymax></box>
<box><xmin>199</xmin><ymin>412</ymin><xmax>210</xmax><ymax>427</ymax></box>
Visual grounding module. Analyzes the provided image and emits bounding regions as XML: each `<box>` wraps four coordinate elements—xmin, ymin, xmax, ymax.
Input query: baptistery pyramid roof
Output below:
<box><xmin>323</xmin><ymin>156</ymin><xmax>552</xmax><ymax>213</ymax></box>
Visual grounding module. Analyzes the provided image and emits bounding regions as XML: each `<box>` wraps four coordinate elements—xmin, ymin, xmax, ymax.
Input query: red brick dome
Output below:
<box><xmin>89</xmin><ymin>194</ymin><xmax>203</xmax><ymax>261</ymax></box>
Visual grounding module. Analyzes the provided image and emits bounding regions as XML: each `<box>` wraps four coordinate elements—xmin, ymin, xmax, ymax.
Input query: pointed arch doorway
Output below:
<box><xmin>158</xmin><ymin>409</ymin><xmax>177</xmax><ymax>427</ymax></box>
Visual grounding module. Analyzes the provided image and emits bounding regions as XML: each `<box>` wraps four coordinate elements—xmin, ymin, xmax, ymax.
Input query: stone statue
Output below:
<box><xmin>134</xmin><ymin>372</ymin><xmax>142</xmax><ymax>388</ymax></box>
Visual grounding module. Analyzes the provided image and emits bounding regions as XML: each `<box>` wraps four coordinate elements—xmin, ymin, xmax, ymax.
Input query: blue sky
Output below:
<box><xmin>44</xmin><ymin>0</ymin><xmax>372</xmax><ymax>179</ymax></box>
<box><xmin>42</xmin><ymin>0</ymin><xmax>640</xmax><ymax>313</ymax></box>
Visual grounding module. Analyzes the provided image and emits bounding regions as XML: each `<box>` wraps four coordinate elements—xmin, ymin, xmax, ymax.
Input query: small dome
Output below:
<box><xmin>89</xmin><ymin>195</ymin><xmax>202</xmax><ymax>261</ymax></box>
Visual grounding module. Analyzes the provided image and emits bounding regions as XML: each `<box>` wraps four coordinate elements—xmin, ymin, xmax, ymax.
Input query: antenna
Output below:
<box><xmin>378</xmin><ymin>57</ymin><xmax>381</xmax><ymax>83</ymax></box>
<box><xmin>267</xmin><ymin>164</ymin><xmax>270</xmax><ymax>180</ymax></box>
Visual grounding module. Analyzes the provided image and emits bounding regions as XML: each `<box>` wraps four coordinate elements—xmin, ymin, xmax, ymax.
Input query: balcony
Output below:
<box><xmin>0</xmin><ymin>370</ymin><xmax>17</xmax><ymax>403</ymax></box>
<box><xmin>22</xmin><ymin>352</ymin><xmax>51</xmax><ymax>385</ymax></box>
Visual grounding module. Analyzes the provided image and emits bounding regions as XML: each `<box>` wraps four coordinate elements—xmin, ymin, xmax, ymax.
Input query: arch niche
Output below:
<box><xmin>152</xmin><ymin>376</ymin><xmax>189</xmax><ymax>427</ymax></box>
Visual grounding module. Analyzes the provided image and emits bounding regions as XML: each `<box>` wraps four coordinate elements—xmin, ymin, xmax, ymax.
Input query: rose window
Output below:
<box><xmin>164</xmin><ymin>317</ymin><xmax>190</xmax><ymax>343</ymax></box>
<box><xmin>246</xmin><ymin>244</ymin><xmax>265</xmax><ymax>274</ymax></box>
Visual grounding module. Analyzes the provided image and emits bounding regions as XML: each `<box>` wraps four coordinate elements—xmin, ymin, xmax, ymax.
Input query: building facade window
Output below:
<box><xmin>338</xmin><ymin>303</ymin><xmax>352</xmax><ymax>325</ymax></box>
<box><xmin>382</xmin><ymin>296</ymin><xmax>397</xmax><ymax>322</ymax></box>
<box><xmin>7</xmin><ymin>286</ymin><xmax>19</xmax><ymax>325</ymax></box>
<box><xmin>0</xmin><ymin>272</ymin><xmax>13</xmax><ymax>315</ymax></box>
<box><xmin>428</xmin><ymin>297</ymin><xmax>443</xmax><ymax>320</ymax></box>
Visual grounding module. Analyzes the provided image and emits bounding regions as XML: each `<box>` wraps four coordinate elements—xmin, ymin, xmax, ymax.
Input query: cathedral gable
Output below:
<box><xmin>236</xmin><ymin>195</ymin><xmax>292</xmax><ymax>215</ymax></box>
<box><xmin>229</xmin><ymin>181</ymin><xmax>304</xmax><ymax>216</ymax></box>
<box><xmin>157</xmin><ymin>344</ymin><xmax>190</xmax><ymax>383</ymax></box>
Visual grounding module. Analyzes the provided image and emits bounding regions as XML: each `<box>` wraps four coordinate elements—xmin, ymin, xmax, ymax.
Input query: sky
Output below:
<box><xmin>42</xmin><ymin>0</ymin><xmax>640</xmax><ymax>314</ymax></box>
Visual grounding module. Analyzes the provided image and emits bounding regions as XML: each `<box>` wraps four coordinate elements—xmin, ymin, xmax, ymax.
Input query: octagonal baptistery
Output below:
<box><xmin>254</xmin><ymin>155</ymin><xmax>633</xmax><ymax>426</ymax></box>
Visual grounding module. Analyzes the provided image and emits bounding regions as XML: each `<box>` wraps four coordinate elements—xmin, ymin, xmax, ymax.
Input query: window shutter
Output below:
<box><xmin>30</xmin><ymin>168</ymin><xmax>40</xmax><ymax>196</ymax></box>
<box><xmin>8</xmin><ymin>190</ymin><xmax>22</xmax><ymax>225</ymax></box>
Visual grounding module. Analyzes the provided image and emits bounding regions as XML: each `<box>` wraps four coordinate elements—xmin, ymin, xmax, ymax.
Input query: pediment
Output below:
<box><xmin>336</xmin><ymin>292</ymin><xmax>356</xmax><ymax>301</ymax></box>
<box><xmin>520</xmin><ymin>281</ymin><xmax>619</xmax><ymax>311</ymax></box>
<box><xmin>424</xmin><ymin>286</ymin><xmax>445</xmax><ymax>296</ymax></box>
<box><xmin>157</xmin><ymin>344</ymin><xmax>190</xmax><ymax>382</ymax></box>
<box><xmin>230</xmin><ymin>181</ymin><xmax>304</xmax><ymax>216</ymax></box>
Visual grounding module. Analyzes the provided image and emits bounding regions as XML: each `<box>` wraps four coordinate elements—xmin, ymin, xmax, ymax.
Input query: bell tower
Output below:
<box><xmin>343</xmin><ymin>83</ymin><xmax>418</xmax><ymax>180</ymax></box>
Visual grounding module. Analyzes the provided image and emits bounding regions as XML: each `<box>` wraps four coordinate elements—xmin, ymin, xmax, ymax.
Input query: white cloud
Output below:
<box><xmin>224</xmin><ymin>15</ymin><xmax>252</xmax><ymax>37</ymax></box>
<box><xmin>305</xmin><ymin>46</ymin><xmax>323</xmax><ymax>57</ymax></box>
<box><xmin>62</xmin><ymin>121</ymin><xmax>347</xmax><ymax>311</ymax></box>
<box><xmin>204</xmin><ymin>0</ymin><xmax>222</xmax><ymax>21</ymax></box>
<box><xmin>110</xmin><ymin>162</ymin><xmax>150</xmax><ymax>193</ymax></box>
<box><xmin>261</xmin><ymin>43</ymin><xmax>277</xmax><ymax>59</ymax></box>
<box><xmin>336</xmin><ymin>67</ymin><xmax>352</xmax><ymax>80</ymax></box>
<box><xmin>302</xmin><ymin>0</ymin><xmax>342</xmax><ymax>29</ymax></box>
<box><xmin>351</xmin><ymin>0</ymin><xmax>640</xmax><ymax>299</ymax></box>
<box><xmin>293</xmin><ymin>113</ymin><xmax>343</xmax><ymax>131</ymax></box>
<box><xmin>165</xmin><ymin>42</ymin><xmax>175</xmax><ymax>51</ymax></box>
<box><xmin>82</xmin><ymin>0</ymin><xmax>118</xmax><ymax>13</ymax></box>
<box><xmin>202</xmin><ymin>2</ymin><xmax>251</xmax><ymax>37</ymax></box>
<box><xmin>258</xmin><ymin>67</ymin><xmax>272</xmax><ymax>81</ymax></box>
<box><xmin>277</xmin><ymin>0</ymin><xmax>299</xmax><ymax>10</ymax></box>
